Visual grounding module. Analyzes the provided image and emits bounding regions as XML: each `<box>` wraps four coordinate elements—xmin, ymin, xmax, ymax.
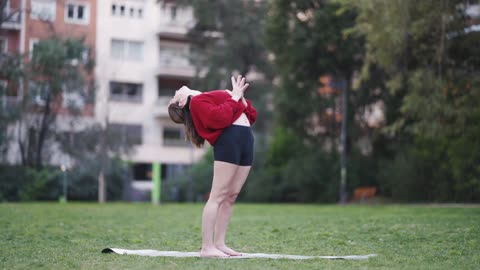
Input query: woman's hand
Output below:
<box><xmin>231</xmin><ymin>75</ymin><xmax>249</xmax><ymax>101</ymax></box>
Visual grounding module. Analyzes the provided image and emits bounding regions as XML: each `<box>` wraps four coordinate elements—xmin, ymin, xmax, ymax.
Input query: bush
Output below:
<box><xmin>0</xmin><ymin>158</ymin><xmax>130</xmax><ymax>202</ymax></box>
<box><xmin>0</xmin><ymin>165</ymin><xmax>60</xmax><ymax>201</ymax></box>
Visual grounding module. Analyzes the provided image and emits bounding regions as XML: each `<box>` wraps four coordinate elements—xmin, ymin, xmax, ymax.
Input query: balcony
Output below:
<box><xmin>158</xmin><ymin>51</ymin><xmax>196</xmax><ymax>78</ymax></box>
<box><xmin>157</xmin><ymin>4</ymin><xmax>194</xmax><ymax>38</ymax></box>
<box><xmin>153</xmin><ymin>96</ymin><xmax>171</xmax><ymax>118</ymax></box>
<box><xmin>1</xmin><ymin>10</ymin><xmax>21</xmax><ymax>30</ymax></box>
<box><xmin>1</xmin><ymin>96</ymin><xmax>21</xmax><ymax>116</ymax></box>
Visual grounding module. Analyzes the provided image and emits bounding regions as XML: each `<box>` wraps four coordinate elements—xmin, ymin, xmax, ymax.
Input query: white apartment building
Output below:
<box><xmin>95</xmin><ymin>0</ymin><xmax>207</xmax><ymax>199</ymax></box>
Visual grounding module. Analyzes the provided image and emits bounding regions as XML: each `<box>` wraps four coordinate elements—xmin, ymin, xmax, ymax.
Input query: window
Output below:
<box><xmin>163</xmin><ymin>127</ymin><xmax>188</xmax><ymax>146</ymax></box>
<box><xmin>128</xmin><ymin>41</ymin><xmax>143</xmax><ymax>60</ymax></box>
<box><xmin>62</xmin><ymin>91</ymin><xmax>85</xmax><ymax>109</ymax></box>
<box><xmin>170</xmin><ymin>5</ymin><xmax>177</xmax><ymax>21</ymax></box>
<box><xmin>3</xmin><ymin>0</ymin><xmax>20</xmax><ymax>23</ymax></box>
<box><xmin>161</xmin><ymin>164</ymin><xmax>188</xmax><ymax>182</ymax></box>
<box><xmin>29</xmin><ymin>38</ymin><xmax>40</xmax><ymax>59</ymax></box>
<box><xmin>29</xmin><ymin>81</ymin><xmax>49</xmax><ymax>106</ymax></box>
<box><xmin>158</xmin><ymin>78</ymin><xmax>189</xmax><ymax>97</ymax></box>
<box><xmin>4</xmin><ymin>0</ymin><xmax>10</xmax><ymax>13</ymax></box>
<box><xmin>110</xmin><ymin>39</ymin><xmax>144</xmax><ymax>61</ymax></box>
<box><xmin>110</xmin><ymin>123</ymin><xmax>143</xmax><ymax>145</ymax></box>
<box><xmin>30</xmin><ymin>0</ymin><xmax>56</xmax><ymax>21</ymax></box>
<box><xmin>109</xmin><ymin>81</ymin><xmax>143</xmax><ymax>102</ymax></box>
<box><xmin>65</xmin><ymin>2</ymin><xmax>90</xmax><ymax>24</ymax></box>
<box><xmin>111</xmin><ymin>2</ymin><xmax>144</xmax><ymax>19</ymax></box>
<box><xmin>0</xmin><ymin>81</ymin><xmax>7</xmax><ymax>99</ymax></box>
<box><xmin>159</xmin><ymin>42</ymin><xmax>190</xmax><ymax>68</ymax></box>
<box><xmin>0</xmin><ymin>80</ymin><xmax>7</xmax><ymax>109</ymax></box>
<box><xmin>0</xmin><ymin>37</ymin><xmax>7</xmax><ymax>53</ymax></box>
<box><xmin>133</xmin><ymin>163</ymin><xmax>152</xmax><ymax>181</ymax></box>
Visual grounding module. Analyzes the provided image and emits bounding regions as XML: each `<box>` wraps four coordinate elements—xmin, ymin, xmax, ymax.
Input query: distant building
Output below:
<box><xmin>0</xmin><ymin>0</ymin><xmax>23</xmax><ymax>105</ymax></box>
<box><xmin>1</xmin><ymin>1</ymin><xmax>208</xmax><ymax>201</ymax></box>
<box><xmin>95</xmin><ymin>0</ymin><xmax>207</xmax><ymax>200</ymax></box>
<box><xmin>2</xmin><ymin>0</ymin><xmax>97</xmax><ymax>165</ymax></box>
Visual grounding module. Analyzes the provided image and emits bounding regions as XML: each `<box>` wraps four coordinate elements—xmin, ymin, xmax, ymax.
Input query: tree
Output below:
<box><xmin>345</xmin><ymin>0</ymin><xmax>480</xmax><ymax>201</ymax></box>
<box><xmin>13</xmin><ymin>37</ymin><xmax>94</xmax><ymax>169</ymax></box>
<box><xmin>159</xmin><ymin>0</ymin><xmax>276</xmax><ymax>200</ymax></box>
<box><xmin>262</xmin><ymin>0</ymin><xmax>366</xmax><ymax>202</ymax></box>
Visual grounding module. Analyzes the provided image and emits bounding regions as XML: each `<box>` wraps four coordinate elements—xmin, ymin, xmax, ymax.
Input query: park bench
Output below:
<box><xmin>352</xmin><ymin>186</ymin><xmax>377</xmax><ymax>202</ymax></box>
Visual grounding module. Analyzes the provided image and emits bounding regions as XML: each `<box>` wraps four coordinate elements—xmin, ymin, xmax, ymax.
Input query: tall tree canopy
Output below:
<box><xmin>345</xmin><ymin>0</ymin><xmax>480</xmax><ymax>201</ymax></box>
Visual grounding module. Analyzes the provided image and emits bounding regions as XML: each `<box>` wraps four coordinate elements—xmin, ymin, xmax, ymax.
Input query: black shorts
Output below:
<box><xmin>213</xmin><ymin>125</ymin><xmax>254</xmax><ymax>166</ymax></box>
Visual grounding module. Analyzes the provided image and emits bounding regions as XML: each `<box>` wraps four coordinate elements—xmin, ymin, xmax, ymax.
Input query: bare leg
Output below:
<box><xmin>215</xmin><ymin>166</ymin><xmax>251</xmax><ymax>256</ymax></box>
<box><xmin>200</xmin><ymin>161</ymin><xmax>239</xmax><ymax>258</ymax></box>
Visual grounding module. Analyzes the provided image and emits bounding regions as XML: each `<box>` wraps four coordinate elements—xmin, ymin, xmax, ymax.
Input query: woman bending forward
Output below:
<box><xmin>168</xmin><ymin>75</ymin><xmax>256</xmax><ymax>258</ymax></box>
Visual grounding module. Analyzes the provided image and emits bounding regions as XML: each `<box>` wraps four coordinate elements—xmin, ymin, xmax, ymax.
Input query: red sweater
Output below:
<box><xmin>190</xmin><ymin>90</ymin><xmax>257</xmax><ymax>145</ymax></box>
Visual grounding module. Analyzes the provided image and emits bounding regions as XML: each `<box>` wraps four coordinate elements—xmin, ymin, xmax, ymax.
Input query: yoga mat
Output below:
<box><xmin>102</xmin><ymin>248</ymin><xmax>378</xmax><ymax>260</ymax></box>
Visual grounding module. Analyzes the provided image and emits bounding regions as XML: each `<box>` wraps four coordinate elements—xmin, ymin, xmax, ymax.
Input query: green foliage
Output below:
<box><xmin>162</xmin><ymin>149</ymin><xmax>214</xmax><ymax>202</ymax></box>
<box><xmin>10</xmin><ymin>36</ymin><xmax>95</xmax><ymax>169</ymax></box>
<box><xmin>18</xmin><ymin>168</ymin><xmax>61</xmax><ymax>201</ymax></box>
<box><xmin>266</xmin><ymin>0</ymin><xmax>362</xmax><ymax>140</ymax></box>
<box><xmin>162</xmin><ymin>0</ymin><xmax>276</xmax><ymax>202</ymax></box>
<box><xmin>0</xmin><ymin>165</ymin><xmax>60</xmax><ymax>201</ymax></box>
<box><xmin>65</xmin><ymin>158</ymin><xmax>129</xmax><ymax>201</ymax></box>
<box><xmin>0</xmin><ymin>158</ymin><xmax>128</xmax><ymax>202</ymax></box>
<box><xmin>0</xmin><ymin>52</ymin><xmax>23</xmax><ymax>161</ymax></box>
<box><xmin>346</xmin><ymin>0</ymin><xmax>480</xmax><ymax>202</ymax></box>
<box><xmin>175</xmin><ymin>0</ymin><xmax>274</xmax><ymax>135</ymax></box>
<box><xmin>262</xmin><ymin>0</ymin><xmax>367</xmax><ymax>202</ymax></box>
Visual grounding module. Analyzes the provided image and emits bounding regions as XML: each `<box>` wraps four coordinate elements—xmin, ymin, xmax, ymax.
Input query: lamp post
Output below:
<box><xmin>339</xmin><ymin>78</ymin><xmax>348</xmax><ymax>204</ymax></box>
<box><xmin>330</xmin><ymin>77</ymin><xmax>348</xmax><ymax>204</ymax></box>
<box><xmin>60</xmin><ymin>164</ymin><xmax>68</xmax><ymax>203</ymax></box>
<box><xmin>188</xmin><ymin>141</ymin><xmax>194</xmax><ymax>202</ymax></box>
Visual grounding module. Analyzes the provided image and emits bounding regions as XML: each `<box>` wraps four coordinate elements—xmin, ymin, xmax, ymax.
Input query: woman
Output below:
<box><xmin>168</xmin><ymin>75</ymin><xmax>256</xmax><ymax>258</ymax></box>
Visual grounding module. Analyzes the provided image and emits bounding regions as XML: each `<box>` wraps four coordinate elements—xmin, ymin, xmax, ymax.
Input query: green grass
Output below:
<box><xmin>0</xmin><ymin>203</ymin><xmax>479</xmax><ymax>269</ymax></box>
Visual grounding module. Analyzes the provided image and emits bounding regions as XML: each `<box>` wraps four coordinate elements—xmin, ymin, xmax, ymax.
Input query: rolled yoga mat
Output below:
<box><xmin>102</xmin><ymin>248</ymin><xmax>378</xmax><ymax>260</ymax></box>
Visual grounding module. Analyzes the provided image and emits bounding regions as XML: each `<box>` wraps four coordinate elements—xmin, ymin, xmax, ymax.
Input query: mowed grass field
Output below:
<box><xmin>0</xmin><ymin>203</ymin><xmax>479</xmax><ymax>270</ymax></box>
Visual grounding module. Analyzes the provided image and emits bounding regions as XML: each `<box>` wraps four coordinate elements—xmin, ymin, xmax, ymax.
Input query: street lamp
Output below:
<box><xmin>330</xmin><ymin>77</ymin><xmax>348</xmax><ymax>204</ymax></box>
<box><xmin>60</xmin><ymin>164</ymin><xmax>68</xmax><ymax>203</ymax></box>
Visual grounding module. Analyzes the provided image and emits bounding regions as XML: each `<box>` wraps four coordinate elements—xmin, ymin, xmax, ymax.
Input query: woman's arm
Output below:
<box><xmin>190</xmin><ymin>96</ymin><xmax>246</xmax><ymax>130</ymax></box>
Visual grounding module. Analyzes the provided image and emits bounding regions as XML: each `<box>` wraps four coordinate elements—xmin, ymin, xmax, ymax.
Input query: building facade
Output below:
<box><xmin>2</xmin><ymin>0</ymin><xmax>98</xmax><ymax>165</ymax></box>
<box><xmin>1</xmin><ymin>1</ymin><xmax>206</xmax><ymax>200</ymax></box>
<box><xmin>1</xmin><ymin>0</ymin><xmax>23</xmax><ymax>102</ymax></box>
<box><xmin>95</xmin><ymin>0</ymin><xmax>207</xmax><ymax>198</ymax></box>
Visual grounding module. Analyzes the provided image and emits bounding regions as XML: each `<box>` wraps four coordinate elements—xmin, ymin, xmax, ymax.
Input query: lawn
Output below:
<box><xmin>0</xmin><ymin>203</ymin><xmax>479</xmax><ymax>269</ymax></box>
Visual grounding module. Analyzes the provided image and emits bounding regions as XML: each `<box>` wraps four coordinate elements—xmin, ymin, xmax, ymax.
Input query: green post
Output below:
<box><xmin>152</xmin><ymin>163</ymin><xmax>161</xmax><ymax>205</ymax></box>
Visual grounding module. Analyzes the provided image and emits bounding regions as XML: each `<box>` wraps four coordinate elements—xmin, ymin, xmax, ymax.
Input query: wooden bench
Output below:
<box><xmin>352</xmin><ymin>186</ymin><xmax>377</xmax><ymax>202</ymax></box>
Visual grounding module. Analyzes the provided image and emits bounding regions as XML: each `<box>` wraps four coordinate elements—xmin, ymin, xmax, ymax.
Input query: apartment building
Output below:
<box><xmin>95</xmin><ymin>0</ymin><xmax>207</xmax><ymax>199</ymax></box>
<box><xmin>1</xmin><ymin>0</ymin><xmax>98</xmax><ymax>165</ymax></box>
<box><xmin>0</xmin><ymin>0</ymin><xmax>22</xmax><ymax>52</ymax></box>
<box><xmin>0</xmin><ymin>0</ymin><xmax>22</xmax><ymax>102</ymax></box>
<box><xmin>2</xmin><ymin>0</ymin><xmax>206</xmax><ymax>199</ymax></box>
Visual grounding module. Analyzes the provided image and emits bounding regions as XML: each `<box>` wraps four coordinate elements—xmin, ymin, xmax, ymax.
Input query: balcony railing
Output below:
<box><xmin>153</xmin><ymin>97</ymin><xmax>171</xmax><ymax>118</ymax></box>
<box><xmin>163</xmin><ymin>138</ymin><xmax>189</xmax><ymax>147</ymax></box>
<box><xmin>1</xmin><ymin>96</ymin><xmax>21</xmax><ymax>115</ymax></box>
<box><xmin>159</xmin><ymin>52</ymin><xmax>191</xmax><ymax>69</ymax></box>
<box><xmin>1</xmin><ymin>10</ymin><xmax>21</xmax><ymax>29</ymax></box>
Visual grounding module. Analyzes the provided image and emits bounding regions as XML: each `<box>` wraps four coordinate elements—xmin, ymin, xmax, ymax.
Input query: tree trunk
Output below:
<box><xmin>35</xmin><ymin>92</ymin><xmax>52</xmax><ymax>169</ymax></box>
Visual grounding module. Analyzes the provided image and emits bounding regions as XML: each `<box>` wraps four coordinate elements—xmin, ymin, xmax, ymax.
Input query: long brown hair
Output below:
<box><xmin>168</xmin><ymin>96</ymin><xmax>205</xmax><ymax>147</ymax></box>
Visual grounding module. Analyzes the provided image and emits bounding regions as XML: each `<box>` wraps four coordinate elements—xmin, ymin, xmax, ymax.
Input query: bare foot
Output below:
<box><xmin>216</xmin><ymin>245</ymin><xmax>242</xmax><ymax>256</ymax></box>
<box><xmin>200</xmin><ymin>247</ymin><xmax>230</xmax><ymax>258</ymax></box>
